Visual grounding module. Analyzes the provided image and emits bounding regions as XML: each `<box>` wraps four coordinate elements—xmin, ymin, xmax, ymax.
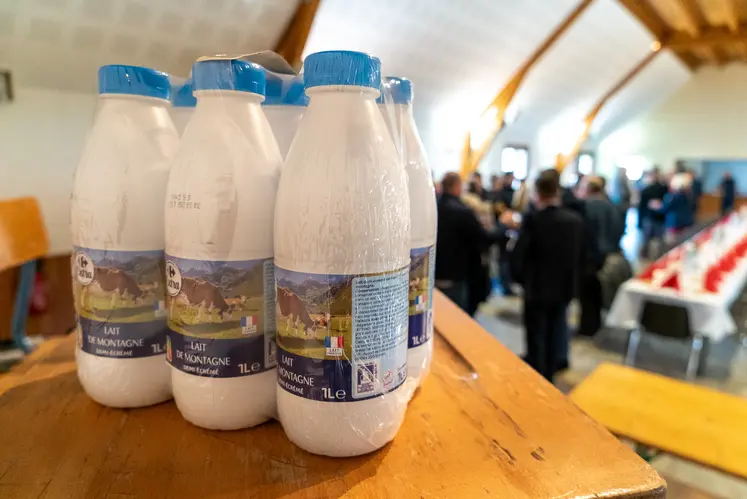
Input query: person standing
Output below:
<box><xmin>512</xmin><ymin>178</ymin><xmax>531</xmax><ymax>213</ymax></box>
<box><xmin>435</xmin><ymin>172</ymin><xmax>510</xmax><ymax>313</ymax></box>
<box><xmin>510</xmin><ymin>170</ymin><xmax>584</xmax><ymax>381</ymax></box>
<box><xmin>721</xmin><ymin>171</ymin><xmax>736</xmax><ymax>216</ymax></box>
<box><xmin>577</xmin><ymin>176</ymin><xmax>620</xmax><ymax>337</ymax></box>
<box><xmin>638</xmin><ymin>168</ymin><xmax>668</xmax><ymax>258</ymax></box>
<box><xmin>468</xmin><ymin>171</ymin><xmax>488</xmax><ymax>201</ymax></box>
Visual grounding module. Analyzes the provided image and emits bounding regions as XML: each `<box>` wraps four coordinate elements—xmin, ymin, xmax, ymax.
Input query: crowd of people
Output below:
<box><xmin>433</xmin><ymin>162</ymin><xmax>737</xmax><ymax>383</ymax></box>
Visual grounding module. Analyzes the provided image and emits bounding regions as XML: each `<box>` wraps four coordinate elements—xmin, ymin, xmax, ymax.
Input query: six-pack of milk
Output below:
<box><xmin>70</xmin><ymin>50</ymin><xmax>436</xmax><ymax>458</ymax></box>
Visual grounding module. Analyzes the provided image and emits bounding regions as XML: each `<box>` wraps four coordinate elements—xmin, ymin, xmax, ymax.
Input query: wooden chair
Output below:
<box><xmin>571</xmin><ymin>363</ymin><xmax>747</xmax><ymax>480</ymax></box>
<box><xmin>0</xmin><ymin>197</ymin><xmax>49</xmax><ymax>353</ymax></box>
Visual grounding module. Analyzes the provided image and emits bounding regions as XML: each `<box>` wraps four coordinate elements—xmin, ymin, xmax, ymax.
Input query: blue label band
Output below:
<box><xmin>165</xmin><ymin>255</ymin><xmax>276</xmax><ymax>379</ymax></box>
<box><xmin>78</xmin><ymin>316</ymin><xmax>166</xmax><ymax>358</ymax></box>
<box><xmin>166</xmin><ymin>331</ymin><xmax>275</xmax><ymax>378</ymax></box>
<box><xmin>277</xmin><ymin>347</ymin><xmax>406</xmax><ymax>402</ymax></box>
<box><xmin>73</xmin><ymin>246</ymin><xmax>167</xmax><ymax>359</ymax></box>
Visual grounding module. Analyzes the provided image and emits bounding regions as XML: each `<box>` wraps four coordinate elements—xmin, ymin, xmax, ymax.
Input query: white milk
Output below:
<box><xmin>170</xmin><ymin>79</ymin><xmax>196</xmax><ymax>136</ymax></box>
<box><xmin>275</xmin><ymin>50</ymin><xmax>411</xmax><ymax>457</ymax></box>
<box><xmin>165</xmin><ymin>59</ymin><xmax>282</xmax><ymax>430</ymax></box>
<box><xmin>263</xmin><ymin>73</ymin><xmax>307</xmax><ymax>159</ymax></box>
<box><xmin>71</xmin><ymin>65</ymin><xmax>179</xmax><ymax>408</ymax></box>
<box><xmin>379</xmin><ymin>77</ymin><xmax>437</xmax><ymax>397</ymax></box>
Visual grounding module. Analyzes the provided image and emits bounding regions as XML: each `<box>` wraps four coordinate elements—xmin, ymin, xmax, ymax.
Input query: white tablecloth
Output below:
<box><xmin>606</xmin><ymin>256</ymin><xmax>747</xmax><ymax>342</ymax></box>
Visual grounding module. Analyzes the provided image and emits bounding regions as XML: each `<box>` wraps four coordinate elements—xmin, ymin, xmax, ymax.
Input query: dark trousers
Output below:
<box><xmin>523</xmin><ymin>300</ymin><xmax>567</xmax><ymax>381</ymax></box>
<box><xmin>556</xmin><ymin>305</ymin><xmax>569</xmax><ymax>368</ymax></box>
<box><xmin>437</xmin><ymin>280</ymin><xmax>469</xmax><ymax>313</ymax></box>
<box><xmin>579</xmin><ymin>267</ymin><xmax>603</xmax><ymax>336</ymax></box>
<box><xmin>498</xmin><ymin>256</ymin><xmax>515</xmax><ymax>296</ymax></box>
<box><xmin>641</xmin><ymin>218</ymin><xmax>664</xmax><ymax>259</ymax></box>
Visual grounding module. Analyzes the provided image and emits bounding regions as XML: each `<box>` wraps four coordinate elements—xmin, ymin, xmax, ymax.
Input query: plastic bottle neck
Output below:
<box><xmin>306</xmin><ymin>85</ymin><xmax>380</xmax><ymax>100</ymax></box>
<box><xmin>194</xmin><ymin>90</ymin><xmax>263</xmax><ymax>104</ymax></box>
<box><xmin>99</xmin><ymin>94</ymin><xmax>170</xmax><ymax>109</ymax></box>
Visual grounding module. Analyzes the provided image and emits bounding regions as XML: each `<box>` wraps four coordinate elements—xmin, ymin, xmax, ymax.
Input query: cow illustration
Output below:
<box><xmin>409</xmin><ymin>276</ymin><xmax>421</xmax><ymax>294</ymax></box>
<box><xmin>87</xmin><ymin>267</ymin><xmax>144</xmax><ymax>308</ymax></box>
<box><xmin>179</xmin><ymin>277</ymin><xmax>231</xmax><ymax>321</ymax></box>
<box><xmin>277</xmin><ymin>287</ymin><xmax>316</xmax><ymax>337</ymax></box>
<box><xmin>225</xmin><ymin>295</ymin><xmax>247</xmax><ymax>314</ymax></box>
<box><xmin>311</xmin><ymin>312</ymin><xmax>332</xmax><ymax>339</ymax></box>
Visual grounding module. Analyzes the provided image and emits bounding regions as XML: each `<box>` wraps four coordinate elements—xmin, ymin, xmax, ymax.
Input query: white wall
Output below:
<box><xmin>0</xmin><ymin>85</ymin><xmax>97</xmax><ymax>255</ymax></box>
<box><xmin>599</xmin><ymin>64</ymin><xmax>747</xmax><ymax>178</ymax></box>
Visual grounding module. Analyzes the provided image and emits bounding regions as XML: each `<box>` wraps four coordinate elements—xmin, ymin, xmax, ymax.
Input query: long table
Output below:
<box><xmin>607</xmin><ymin>216</ymin><xmax>747</xmax><ymax>342</ymax></box>
<box><xmin>0</xmin><ymin>291</ymin><xmax>665</xmax><ymax>498</ymax></box>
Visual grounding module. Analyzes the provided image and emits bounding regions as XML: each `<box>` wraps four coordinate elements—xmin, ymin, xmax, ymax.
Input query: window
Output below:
<box><xmin>500</xmin><ymin>146</ymin><xmax>529</xmax><ymax>180</ymax></box>
<box><xmin>578</xmin><ymin>152</ymin><xmax>594</xmax><ymax>175</ymax></box>
<box><xmin>618</xmin><ymin>155</ymin><xmax>648</xmax><ymax>181</ymax></box>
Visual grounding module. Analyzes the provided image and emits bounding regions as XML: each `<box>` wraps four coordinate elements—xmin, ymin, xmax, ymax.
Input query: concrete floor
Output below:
<box><xmin>478</xmin><ymin>292</ymin><xmax>747</xmax><ymax>499</ymax></box>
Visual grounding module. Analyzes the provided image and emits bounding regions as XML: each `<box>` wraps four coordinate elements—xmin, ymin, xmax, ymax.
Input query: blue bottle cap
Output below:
<box><xmin>192</xmin><ymin>59</ymin><xmax>266</xmax><ymax>96</ymax></box>
<box><xmin>173</xmin><ymin>79</ymin><xmax>196</xmax><ymax>107</ymax></box>
<box><xmin>377</xmin><ymin>76</ymin><xmax>413</xmax><ymax>105</ymax></box>
<box><xmin>265</xmin><ymin>73</ymin><xmax>308</xmax><ymax>106</ymax></box>
<box><xmin>303</xmin><ymin>50</ymin><xmax>381</xmax><ymax>90</ymax></box>
<box><xmin>98</xmin><ymin>65</ymin><xmax>171</xmax><ymax>100</ymax></box>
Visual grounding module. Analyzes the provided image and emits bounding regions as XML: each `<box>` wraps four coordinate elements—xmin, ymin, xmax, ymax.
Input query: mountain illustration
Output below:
<box><xmin>96</xmin><ymin>255</ymin><xmax>162</xmax><ymax>284</ymax></box>
<box><xmin>410</xmin><ymin>253</ymin><xmax>428</xmax><ymax>273</ymax></box>
<box><xmin>277</xmin><ymin>275</ymin><xmax>353</xmax><ymax>314</ymax></box>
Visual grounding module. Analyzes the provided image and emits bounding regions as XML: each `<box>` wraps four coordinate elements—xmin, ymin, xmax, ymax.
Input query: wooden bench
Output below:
<box><xmin>570</xmin><ymin>362</ymin><xmax>747</xmax><ymax>479</ymax></box>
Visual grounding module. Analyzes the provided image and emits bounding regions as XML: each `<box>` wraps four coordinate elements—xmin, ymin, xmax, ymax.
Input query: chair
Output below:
<box><xmin>0</xmin><ymin>197</ymin><xmax>49</xmax><ymax>353</ymax></box>
<box><xmin>624</xmin><ymin>300</ymin><xmax>706</xmax><ymax>380</ymax></box>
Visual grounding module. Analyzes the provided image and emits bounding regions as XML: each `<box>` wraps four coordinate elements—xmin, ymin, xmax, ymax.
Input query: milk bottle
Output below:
<box><xmin>171</xmin><ymin>79</ymin><xmax>196</xmax><ymax>136</ymax></box>
<box><xmin>379</xmin><ymin>77</ymin><xmax>437</xmax><ymax>396</ymax></box>
<box><xmin>165</xmin><ymin>58</ymin><xmax>282</xmax><ymax>430</ymax></box>
<box><xmin>263</xmin><ymin>73</ymin><xmax>307</xmax><ymax>158</ymax></box>
<box><xmin>275</xmin><ymin>50</ymin><xmax>411</xmax><ymax>457</ymax></box>
<box><xmin>71</xmin><ymin>65</ymin><xmax>178</xmax><ymax>408</ymax></box>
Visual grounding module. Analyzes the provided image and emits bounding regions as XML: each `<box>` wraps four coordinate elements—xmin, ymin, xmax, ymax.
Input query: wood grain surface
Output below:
<box><xmin>571</xmin><ymin>362</ymin><xmax>747</xmax><ymax>479</ymax></box>
<box><xmin>0</xmin><ymin>291</ymin><xmax>665</xmax><ymax>498</ymax></box>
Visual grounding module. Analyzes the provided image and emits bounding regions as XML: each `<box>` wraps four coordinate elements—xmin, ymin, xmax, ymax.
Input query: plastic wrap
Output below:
<box><xmin>71</xmin><ymin>65</ymin><xmax>179</xmax><ymax>408</ymax></box>
<box><xmin>378</xmin><ymin>77</ymin><xmax>437</xmax><ymax>399</ymax></box>
<box><xmin>262</xmin><ymin>63</ymin><xmax>307</xmax><ymax>158</ymax></box>
<box><xmin>170</xmin><ymin>77</ymin><xmax>196</xmax><ymax>136</ymax></box>
<box><xmin>164</xmin><ymin>57</ymin><xmax>282</xmax><ymax>430</ymax></box>
<box><xmin>274</xmin><ymin>50</ymin><xmax>411</xmax><ymax>457</ymax></box>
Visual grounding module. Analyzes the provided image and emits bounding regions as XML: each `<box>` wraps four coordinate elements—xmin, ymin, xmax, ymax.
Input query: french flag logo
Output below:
<box><xmin>241</xmin><ymin>316</ymin><xmax>258</xmax><ymax>335</ymax></box>
<box><xmin>325</xmin><ymin>336</ymin><xmax>344</xmax><ymax>356</ymax></box>
<box><xmin>414</xmin><ymin>294</ymin><xmax>426</xmax><ymax>312</ymax></box>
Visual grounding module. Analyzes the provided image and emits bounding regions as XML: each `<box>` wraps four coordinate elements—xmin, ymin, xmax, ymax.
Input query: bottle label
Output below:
<box><xmin>408</xmin><ymin>245</ymin><xmax>435</xmax><ymax>349</ymax></box>
<box><xmin>165</xmin><ymin>256</ymin><xmax>276</xmax><ymax>378</ymax></box>
<box><xmin>276</xmin><ymin>266</ymin><xmax>409</xmax><ymax>402</ymax></box>
<box><xmin>72</xmin><ymin>247</ymin><xmax>167</xmax><ymax>358</ymax></box>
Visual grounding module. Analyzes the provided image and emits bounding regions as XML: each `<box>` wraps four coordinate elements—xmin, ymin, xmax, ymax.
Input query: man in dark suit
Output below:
<box><xmin>721</xmin><ymin>171</ymin><xmax>736</xmax><ymax>215</ymax></box>
<box><xmin>436</xmin><ymin>172</ymin><xmax>512</xmax><ymax>313</ymax></box>
<box><xmin>510</xmin><ymin>170</ymin><xmax>585</xmax><ymax>381</ymax></box>
<box><xmin>638</xmin><ymin>168</ymin><xmax>668</xmax><ymax>258</ymax></box>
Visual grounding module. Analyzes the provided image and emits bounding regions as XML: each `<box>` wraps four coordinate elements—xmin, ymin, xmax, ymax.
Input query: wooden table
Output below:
<box><xmin>0</xmin><ymin>291</ymin><xmax>665</xmax><ymax>498</ymax></box>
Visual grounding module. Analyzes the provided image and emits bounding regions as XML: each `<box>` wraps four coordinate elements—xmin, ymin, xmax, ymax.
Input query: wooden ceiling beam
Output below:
<box><xmin>618</xmin><ymin>0</ymin><xmax>669</xmax><ymax>39</ymax></box>
<box><xmin>675</xmin><ymin>0</ymin><xmax>720</xmax><ymax>65</ymax></box>
<box><xmin>460</xmin><ymin>0</ymin><xmax>596</xmax><ymax>177</ymax></box>
<box><xmin>666</xmin><ymin>27</ymin><xmax>747</xmax><ymax>49</ymax></box>
<box><xmin>674</xmin><ymin>49</ymin><xmax>702</xmax><ymax>70</ymax></box>
<box><xmin>556</xmin><ymin>48</ymin><xmax>661</xmax><ymax>171</ymax></box>
<box><xmin>678</xmin><ymin>0</ymin><xmax>709</xmax><ymax>36</ymax></box>
<box><xmin>273</xmin><ymin>0</ymin><xmax>322</xmax><ymax>70</ymax></box>
<box><xmin>724</xmin><ymin>0</ymin><xmax>741</xmax><ymax>32</ymax></box>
